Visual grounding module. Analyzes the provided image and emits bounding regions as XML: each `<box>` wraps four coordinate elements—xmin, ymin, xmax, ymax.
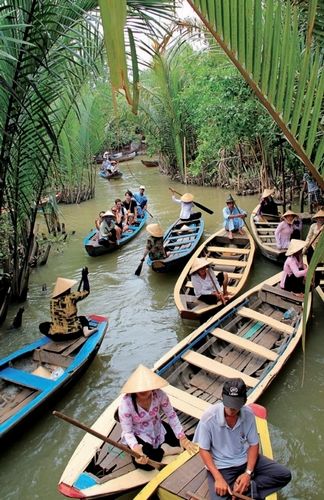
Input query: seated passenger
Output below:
<box><xmin>95</xmin><ymin>211</ymin><xmax>105</xmax><ymax>231</ymax></box>
<box><xmin>110</xmin><ymin>160</ymin><xmax>119</xmax><ymax>173</ymax></box>
<box><xmin>274</xmin><ymin>210</ymin><xmax>297</xmax><ymax>249</ymax></box>
<box><xmin>303</xmin><ymin>209</ymin><xmax>324</xmax><ymax>263</ymax></box>
<box><xmin>280</xmin><ymin>239</ymin><xmax>308</xmax><ymax>297</ymax></box>
<box><xmin>223</xmin><ymin>195</ymin><xmax>247</xmax><ymax>239</ymax></box>
<box><xmin>133</xmin><ymin>185</ymin><xmax>148</xmax><ymax>217</ymax></box>
<box><xmin>101</xmin><ymin>158</ymin><xmax>112</xmax><ymax>174</ymax></box>
<box><xmin>118</xmin><ymin>364</ymin><xmax>197</xmax><ymax>471</ymax></box>
<box><xmin>170</xmin><ymin>189</ymin><xmax>201</xmax><ymax>221</ymax></box>
<box><xmin>141</xmin><ymin>223</ymin><xmax>169</xmax><ymax>262</ymax></box>
<box><xmin>98</xmin><ymin>210</ymin><xmax>117</xmax><ymax>247</ymax></box>
<box><xmin>257</xmin><ymin>188</ymin><xmax>279</xmax><ymax>217</ymax></box>
<box><xmin>190</xmin><ymin>257</ymin><xmax>229</xmax><ymax>305</ymax></box>
<box><xmin>123</xmin><ymin>190</ymin><xmax>138</xmax><ymax>221</ymax></box>
<box><xmin>39</xmin><ymin>268</ymin><xmax>97</xmax><ymax>341</ymax></box>
<box><xmin>112</xmin><ymin>198</ymin><xmax>127</xmax><ymax>238</ymax></box>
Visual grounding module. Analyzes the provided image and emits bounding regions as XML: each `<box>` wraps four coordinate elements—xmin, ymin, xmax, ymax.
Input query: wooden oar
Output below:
<box><xmin>228</xmin><ymin>486</ymin><xmax>254</xmax><ymax>500</ymax></box>
<box><xmin>230</xmin><ymin>194</ymin><xmax>252</xmax><ymax>239</ymax></box>
<box><xmin>53</xmin><ymin>410</ymin><xmax>165</xmax><ymax>470</ymax></box>
<box><xmin>144</xmin><ymin>207</ymin><xmax>153</xmax><ymax>218</ymax></box>
<box><xmin>187</xmin><ymin>490</ymin><xmax>253</xmax><ymax>500</ymax></box>
<box><xmin>135</xmin><ymin>257</ymin><xmax>145</xmax><ymax>276</ymax></box>
<box><xmin>169</xmin><ymin>187</ymin><xmax>214</xmax><ymax>215</ymax></box>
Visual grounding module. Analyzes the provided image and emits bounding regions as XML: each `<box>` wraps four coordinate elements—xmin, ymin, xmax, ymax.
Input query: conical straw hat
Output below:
<box><xmin>146</xmin><ymin>223</ymin><xmax>164</xmax><ymax>237</ymax></box>
<box><xmin>52</xmin><ymin>277</ymin><xmax>77</xmax><ymax>298</ymax></box>
<box><xmin>285</xmin><ymin>239</ymin><xmax>306</xmax><ymax>256</ymax></box>
<box><xmin>121</xmin><ymin>364</ymin><xmax>168</xmax><ymax>394</ymax></box>
<box><xmin>313</xmin><ymin>209</ymin><xmax>324</xmax><ymax>219</ymax></box>
<box><xmin>282</xmin><ymin>210</ymin><xmax>297</xmax><ymax>219</ymax></box>
<box><xmin>181</xmin><ymin>193</ymin><xmax>194</xmax><ymax>203</ymax></box>
<box><xmin>190</xmin><ymin>257</ymin><xmax>210</xmax><ymax>274</ymax></box>
<box><xmin>261</xmin><ymin>188</ymin><xmax>274</xmax><ymax>199</ymax></box>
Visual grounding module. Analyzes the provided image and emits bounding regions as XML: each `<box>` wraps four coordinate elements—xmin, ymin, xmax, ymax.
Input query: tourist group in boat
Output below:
<box><xmin>1</xmin><ymin>167</ymin><xmax>323</xmax><ymax>500</ymax></box>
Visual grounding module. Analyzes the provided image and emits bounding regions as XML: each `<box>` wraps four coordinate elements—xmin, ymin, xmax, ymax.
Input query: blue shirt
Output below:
<box><xmin>134</xmin><ymin>192</ymin><xmax>148</xmax><ymax>215</ymax></box>
<box><xmin>194</xmin><ymin>403</ymin><xmax>259</xmax><ymax>469</ymax></box>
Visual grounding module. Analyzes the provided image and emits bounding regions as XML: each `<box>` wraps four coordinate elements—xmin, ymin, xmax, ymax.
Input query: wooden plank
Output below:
<box><xmin>207</xmin><ymin>258</ymin><xmax>247</xmax><ymax>267</ymax></box>
<box><xmin>0</xmin><ymin>367</ymin><xmax>55</xmax><ymax>391</ymax></box>
<box><xmin>261</xmin><ymin>284</ymin><xmax>304</xmax><ymax>303</ymax></box>
<box><xmin>256</xmin><ymin>228</ymin><xmax>276</xmax><ymax>233</ymax></box>
<box><xmin>61</xmin><ymin>336</ymin><xmax>86</xmax><ymax>356</ymax></box>
<box><xmin>227</xmin><ymin>272</ymin><xmax>243</xmax><ymax>279</ymax></box>
<box><xmin>238</xmin><ymin>307</ymin><xmax>294</xmax><ymax>334</ymax></box>
<box><xmin>258</xmin><ymin>235</ymin><xmax>276</xmax><ymax>240</ymax></box>
<box><xmin>182</xmin><ymin>351</ymin><xmax>257</xmax><ymax>387</ymax></box>
<box><xmin>211</xmin><ymin>328</ymin><xmax>278</xmax><ymax>361</ymax></box>
<box><xmin>167</xmin><ymin>394</ymin><xmax>205</xmax><ymax>420</ymax></box>
<box><xmin>255</xmin><ymin>221</ymin><xmax>278</xmax><ymax>225</ymax></box>
<box><xmin>33</xmin><ymin>349</ymin><xmax>72</xmax><ymax>367</ymax></box>
<box><xmin>207</xmin><ymin>246</ymin><xmax>250</xmax><ymax>254</ymax></box>
<box><xmin>163</xmin><ymin>385</ymin><xmax>211</xmax><ymax>413</ymax></box>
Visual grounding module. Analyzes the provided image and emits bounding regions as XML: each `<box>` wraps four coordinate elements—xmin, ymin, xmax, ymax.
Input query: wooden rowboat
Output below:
<box><xmin>0</xmin><ymin>315</ymin><xmax>108</xmax><ymax>440</ymax></box>
<box><xmin>109</xmin><ymin>151</ymin><xmax>136</xmax><ymax>162</ymax></box>
<box><xmin>135</xmin><ymin>404</ymin><xmax>277</xmax><ymax>500</ymax></box>
<box><xmin>98</xmin><ymin>170</ymin><xmax>123</xmax><ymax>180</ymax></box>
<box><xmin>250</xmin><ymin>205</ymin><xmax>285</xmax><ymax>263</ymax></box>
<box><xmin>174</xmin><ymin>228</ymin><xmax>255</xmax><ymax>321</ymax></box>
<box><xmin>141</xmin><ymin>160</ymin><xmax>159</xmax><ymax>168</ymax></box>
<box><xmin>84</xmin><ymin>212</ymin><xmax>148</xmax><ymax>257</ymax></box>
<box><xmin>58</xmin><ymin>273</ymin><xmax>309</xmax><ymax>499</ymax></box>
<box><xmin>147</xmin><ymin>218</ymin><xmax>205</xmax><ymax>273</ymax></box>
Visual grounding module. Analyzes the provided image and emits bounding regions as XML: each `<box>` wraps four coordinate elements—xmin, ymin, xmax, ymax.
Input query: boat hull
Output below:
<box><xmin>174</xmin><ymin>228</ymin><xmax>255</xmax><ymax>321</ymax></box>
<box><xmin>250</xmin><ymin>206</ymin><xmax>285</xmax><ymax>263</ymax></box>
<box><xmin>147</xmin><ymin>218</ymin><xmax>205</xmax><ymax>273</ymax></box>
<box><xmin>84</xmin><ymin>212</ymin><xmax>148</xmax><ymax>257</ymax></box>
<box><xmin>0</xmin><ymin>315</ymin><xmax>108</xmax><ymax>441</ymax></box>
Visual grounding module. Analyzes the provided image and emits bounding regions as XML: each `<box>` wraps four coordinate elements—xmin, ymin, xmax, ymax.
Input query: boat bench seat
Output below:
<box><xmin>207</xmin><ymin>258</ymin><xmax>247</xmax><ymax>267</ymax></box>
<box><xmin>33</xmin><ymin>348</ymin><xmax>73</xmax><ymax>367</ymax></box>
<box><xmin>261</xmin><ymin>284</ymin><xmax>304</xmax><ymax>303</ymax></box>
<box><xmin>207</xmin><ymin>246</ymin><xmax>250</xmax><ymax>254</ymax></box>
<box><xmin>238</xmin><ymin>307</ymin><xmax>294</xmax><ymax>334</ymax></box>
<box><xmin>210</xmin><ymin>328</ymin><xmax>278</xmax><ymax>361</ymax></box>
<box><xmin>0</xmin><ymin>366</ymin><xmax>55</xmax><ymax>391</ymax></box>
<box><xmin>163</xmin><ymin>385</ymin><xmax>211</xmax><ymax>419</ymax></box>
<box><xmin>185</xmin><ymin>282</ymin><xmax>236</xmax><ymax>294</ymax></box>
<box><xmin>259</xmin><ymin>235</ymin><xmax>276</xmax><ymax>240</ymax></box>
<box><xmin>182</xmin><ymin>350</ymin><xmax>258</xmax><ymax>387</ymax></box>
<box><xmin>255</xmin><ymin>221</ymin><xmax>278</xmax><ymax>226</ymax></box>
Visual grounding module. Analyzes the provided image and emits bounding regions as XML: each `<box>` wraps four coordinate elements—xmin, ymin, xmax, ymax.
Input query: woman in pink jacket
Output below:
<box><xmin>280</xmin><ymin>240</ymin><xmax>308</xmax><ymax>296</ymax></box>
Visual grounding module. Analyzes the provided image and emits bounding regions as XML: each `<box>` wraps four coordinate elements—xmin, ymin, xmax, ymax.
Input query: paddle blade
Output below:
<box><xmin>135</xmin><ymin>260</ymin><xmax>144</xmax><ymax>276</ymax></box>
<box><xmin>193</xmin><ymin>200</ymin><xmax>214</xmax><ymax>215</ymax></box>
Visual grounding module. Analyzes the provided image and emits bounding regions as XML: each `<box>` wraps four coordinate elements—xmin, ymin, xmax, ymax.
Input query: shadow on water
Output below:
<box><xmin>0</xmin><ymin>160</ymin><xmax>322</xmax><ymax>499</ymax></box>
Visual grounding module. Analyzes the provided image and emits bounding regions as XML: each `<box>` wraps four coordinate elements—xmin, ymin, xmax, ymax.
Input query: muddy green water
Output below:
<box><xmin>0</xmin><ymin>159</ymin><xmax>323</xmax><ymax>499</ymax></box>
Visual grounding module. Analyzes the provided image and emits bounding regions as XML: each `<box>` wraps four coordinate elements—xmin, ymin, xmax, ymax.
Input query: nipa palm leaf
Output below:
<box><xmin>187</xmin><ymin>0</ymin><xmax>324</xmax><ymax>188</ymax></box>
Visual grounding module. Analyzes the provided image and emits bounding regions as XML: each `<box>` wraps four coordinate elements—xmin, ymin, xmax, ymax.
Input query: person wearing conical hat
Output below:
<box><xmin>170</xmin><ymin>188</ymin><xmax>201</xmax><ymax>221</ymax></box>
<box><xmin>39</xmin><ymin>268</ymin><xmax>97</xmax><ymax>341</ymax></box>
<box><xmin>139</xmin><ymin>223</ymin><xmax>170</xmax><ymax>265</ymax></box>
<box><xmin>118</xmin><ymin>365</ymin><xmax>198</xmax><ymax>470</ymax></box>
<box><xmin>98</xmin><ymin>210</ymin><xmax>117</xmax><ymax>247</ymax></box>
<box><xmin>274</xmin><ymin>210</ymin><xmax>298</xmax><ymax>249</ymax></box>
<box><xmin>280</xmin><ymin>240</ymin><xmax>308</xmax><ymax>296</ymax></box>
<box><xmin>257</xmin><ymin>188</ymin><xmax>279</xmax><ymax>218</ymax></box>
<box><xmin>223</xmin><ymin>195</ymin><xmax>247</xmax><ymax>240</ymax></box>
<box><xmin>190</xmin><ymin>258</ymin><xmax>230</xmax><ymax>305</ymax></box>
<box><xmin>303</xmin><ymin>208</ymin><xmax>324</xmax><ymax>263</ymax></box>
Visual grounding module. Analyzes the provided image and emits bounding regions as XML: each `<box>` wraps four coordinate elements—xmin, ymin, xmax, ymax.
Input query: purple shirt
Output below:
<box><xmin>118</xmin><ymin>389</ymin><xmax>184</xmax><ymax>449</ymax></box>
<box><xmin>275</xmin><ymin>221</ymin><xmax>293</xmax><ymax>249</ymax></box>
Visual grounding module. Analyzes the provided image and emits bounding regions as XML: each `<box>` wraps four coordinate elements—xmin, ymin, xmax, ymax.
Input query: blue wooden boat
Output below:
<box><xmin>147</xmin><ymin>217</ymin><xmax>204</xmax><ymax>272</ymax></box>
<box><xmin>98</xmin><ymin>170</ymin><xmax>123</xmax><ymax>180</ymax></box>
<box><xmin>84</xmin><ymin>212</ymin><xmax>148</xmax><ymax>257</ymax></box>
<box><xmin>0</xmin><ymin>315</ymin><xmax>108</xmax><ymax>440</ymax></box>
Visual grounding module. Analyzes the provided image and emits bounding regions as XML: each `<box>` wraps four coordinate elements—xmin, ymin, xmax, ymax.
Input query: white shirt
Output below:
<box><xmin>172</xmin><ymin>195</ymin><xmax>193</xmax><ymax>219</ymax></box>
<box><xmin>191</xmin><ymin>272</ymin><xmax>220</xmax><ymax>296</ymax></box>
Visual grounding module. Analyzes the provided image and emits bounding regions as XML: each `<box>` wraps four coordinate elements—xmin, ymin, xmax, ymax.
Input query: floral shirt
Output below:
<box><xmin>118</xmin><ymin>389</ymin><xmax>184</xmax><ymax>449</ymax></box>
<box><xmin>146</xmin><ymin>235</ymin><xmax>166</xmax><ymax>260</ymax></box>
<box><xmin>49</xmin><ymin>290</ymin><xmax>89</xmax><ymax>335</ymax></box>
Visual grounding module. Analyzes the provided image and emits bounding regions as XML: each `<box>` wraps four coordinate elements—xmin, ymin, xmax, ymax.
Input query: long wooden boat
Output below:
<box><xmin>109</xmin><ymin>151</ymin><xmax>136</xmax><ymax>162</ymax></box>
<box><xmin>250</xmin><ymin>205</ymin><xmax>285</xmax><ymax>263</ymax></box>
<box><xmin>0</xmin><ymin>315</ymin><xmax>108</xmax><ymax>440</ymax></box>
<box><xmin>135</xmin><ymin>404</ymin><xmax>277</xmax><ymax>500</ymax></box>
<box><xmin>174</xmin><ymin>228</ymin><xmax>255</xmax><ymax>321</ymax></box>
<box><xmin>58</xmin><ymin>273</ymin><xmax>309</xmax><ymax>499</ymax></box>
<box><xmin>84</xmin><ymin>212</ymin><xmax>148</xmax><ymax>257</ymax></box>
<box><xmin>147</xmin><ymin>218</ymin><xmax>205</xmax><ymax>273</ymax></box>
<box><xmin>98</xmin><ymin>170</ymin><xmax>123</xmax><ymax>180</ymax></box>
<box><xmin>141</xmin><ymin>159</ymin><xmax>159</xmax><ymax>168</ymax></box>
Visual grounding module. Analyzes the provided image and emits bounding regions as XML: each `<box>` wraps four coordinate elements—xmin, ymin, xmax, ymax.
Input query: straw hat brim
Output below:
<box><xmin>146</xmin><ymin>224</ymin><xmax>163</xmax><ymax>237</ymax></box>
<box><xmin>181</xmin><ymin>193</ymin><xmax>194</xmax><ymax>203</ymax></box>
<box><xmin>282</xmin><ymin>210</ymin><xmax>297</xmax><ymax>219</ymax></box>
<box><xmin>262</xmin><ymin>189</ymin><xmax>274</xmax><ymax>199</ymax></box>
<box><xmin>190</xmin><ymin>257</ymin><xmax>210</xmax><ymax>274</ymax></box>
<box><xmin>52</xmin><ymin>277</ymin><xmax>77</xmax><ymax>298</ymax></box>
<box><xmin>285</xmin><ymin>239</ymin><xmax>306</xmax><ymax>256</ymax></box>
<box><xmin>313</xmin><ymin>209</ymin><xmax>324</xmax><ymax>219</ymax></box>
<box><xmin>103</xmin><ymin>210</ymin><xmax>116</xmax><ymax>218</ymax></box>
<box><xmin>121</xmin><ymin>364</ymin><xmax>168</xmax><ymax>394</ymax></box>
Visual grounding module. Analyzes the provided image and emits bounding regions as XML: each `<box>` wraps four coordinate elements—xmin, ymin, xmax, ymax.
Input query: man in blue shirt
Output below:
<box><xmin>134</xmin><ymin>185</ymin><xmax>148</xmax><ymax>217</ymax></box>
<box><xmin>194</xmin><ymin>378</ymin><xmax>291</xmax><ymax>499</ymax></box>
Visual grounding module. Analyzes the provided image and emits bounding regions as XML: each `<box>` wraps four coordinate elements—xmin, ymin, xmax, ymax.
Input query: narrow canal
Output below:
<box><xmin>0</xmin><ymin>158</ymin><xmax>323</xmax><ymax>499</ymax></box>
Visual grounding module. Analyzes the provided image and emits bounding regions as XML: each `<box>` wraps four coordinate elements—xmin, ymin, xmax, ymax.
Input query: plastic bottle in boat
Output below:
<box><xmin>283</xmin><ymin>308</ymin><xmax>297</xmax><ymax>321</ymax></box>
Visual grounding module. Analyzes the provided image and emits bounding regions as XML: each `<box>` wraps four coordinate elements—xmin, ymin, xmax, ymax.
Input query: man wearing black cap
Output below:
<box><xmin>194</xmin><ymin>378</ymin><xmax>291</xmax><ymax>500</ymax></box>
